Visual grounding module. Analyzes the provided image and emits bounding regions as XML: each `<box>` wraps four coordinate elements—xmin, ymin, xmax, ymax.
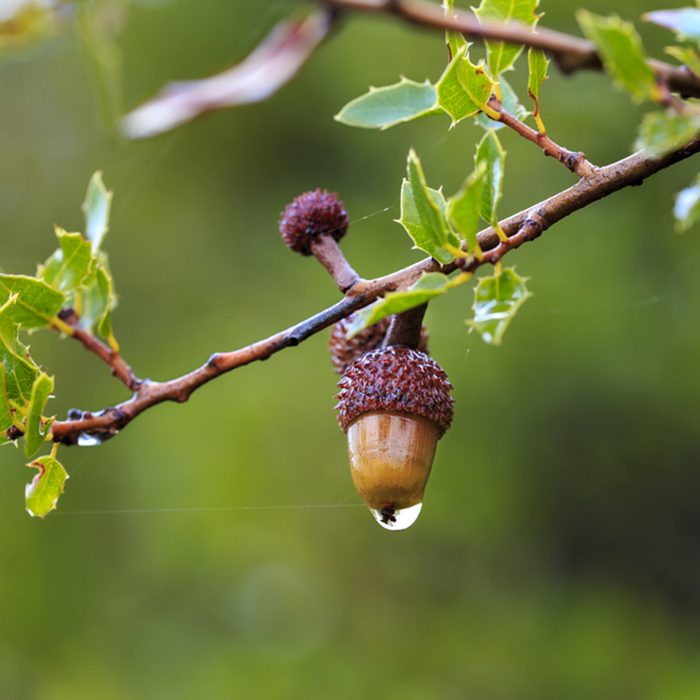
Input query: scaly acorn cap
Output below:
<box><xmin>278</xmin><ymin>189</ymin><xmax>349</xmax><ymax>256</ymax></box>
<box><xmin>335</xmin><ymin>346</ymin><xmax>453</xmax><ymax>436</ymax></box>
<box><xmin>329</xmin><ymin>315</ymin><xmax>430</xmax><ymax>374</ymax></box>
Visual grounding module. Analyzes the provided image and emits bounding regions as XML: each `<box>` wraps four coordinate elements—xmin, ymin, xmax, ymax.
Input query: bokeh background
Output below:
<box><xmin>1</xmin><ymin>0</ymin><xmax>700</xmax><ymax>697</ymax></box>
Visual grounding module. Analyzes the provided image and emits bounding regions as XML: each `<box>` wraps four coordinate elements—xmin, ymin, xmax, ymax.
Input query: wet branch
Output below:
<box><xmin>45</xmin><ymin>137</ymin><xmax>700</xmax><ymax>445</ymax></box>
<box><xmin>323</xmin><ymin>0</ymin><xmax>700</xmax><ymax>99</ymax></box>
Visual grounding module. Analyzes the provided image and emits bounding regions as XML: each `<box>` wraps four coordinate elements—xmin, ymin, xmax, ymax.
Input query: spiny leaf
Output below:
<box><xmin>443</xmin><ymin>0</ymin><xmax>469</xmax><ymax>59</ymax></box>
<box><xmin>475</xmin><ymin>129</ymin><xmax>506</xmax><ymax>225</ymax></box>
<box><xmin>83</xmin><ymin>171</ymin><xmax>113</xmax><ymax>253</ymax></box>
<box><xmin>467</xmin><ymin>267</ymin><xmax>532</xmax><ymax>345</ymax></box>
<box><xmin>577</xmin><ymin>11</ymin><xmax>657</xmax><ymax>102</ymax></box>
<box><xmin>474</xmin><ymin>0</ymin><xmax>540</xmax><ymax>77</ymax></box>
<box><xmin>674</xmin><ymin>176</ymin><xmax>700</xmax><ymax>231</ymax></box>
<box><xmin>24</xmin><ymin>372</ymin><xmax>53</xmax><ymax>458</ymax></box>
<box><xmin>527</xmin><ymin>48</ymin><xmax>549</xmax><ymax>127</ymax></box>
<box><xmin>80</xmin><ymin>261</ymin><xmax>116</xmax><ymax>343</ymax></box>
<box><xmin>635</xmin><ymin>110</ymin><xmax>700</xmax><ymax>156</ymax></box>
<box><xmin>397</xmin><ymin>150</ymin><xmax>459</xmax><ymax>264</ymax></box>
<box><xmin>0</xmin><ymin>297</ymin><xmax>20</xmax><ymax>353</ymax></box>
<box><xmin>0</xmin><ymin>301</ymin><xmax>39</xmax><ymax>406</ymax></box>
<box><xmin>25</xmin><ymin>453</ymin><xmax>68</xmax><ymax>518</ymax></box>
<box><xmin>0</xmin><ymin>363</ymin><xmax>13</xmax><ymax>440</ymax></box>
<box><xmin>665</xmin><ymin>46</ymin><xmax>700</xmax><ymax>77</ymax></box>
<box><xmin>475</xmin><ymin>77</ymin><xmax>528</xmax><ymax>131</ymax></box>
<box><xmin>447</xmin><ymin>163</ymin><xmax>487</xmax><ymax>255</ymax></box>
<box><xmin>335</xmin><ymin>78</ymin><xmax>439</xmax><ymax>130</ymax></box>
<box><xmin>0</xmin><ymin>275</ymin><xmax>64</xmax><ymax>329</ymax></box>
<box><xmin>347</xmin><ymin>273</ymin><xmax>451</xmax><ymax>337</ymax></box>
<box><xmin>41</xmin><ymin>228</ymin><xmax>93</xmax><ymax>293</ymax></box>
<box><xmin>435</xmin><ymin>45</ymin><xmax>496</xmax><ymax>125</ymax></box>
<box><xmin>644</xmin><ymin>9</ymin><xmax>700</xmax><ymax>42</ymax></box>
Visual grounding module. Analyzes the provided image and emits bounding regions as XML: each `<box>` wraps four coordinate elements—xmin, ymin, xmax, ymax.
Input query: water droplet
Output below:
<box><xmin>370</xmin><ymin>502</ymin><xmax>422</xmax><ymax>531</ymax></box>
<box><xmin>77</xmin><ymin>432</ymin><xmax>104</xmax><ymax>447</ymax></box>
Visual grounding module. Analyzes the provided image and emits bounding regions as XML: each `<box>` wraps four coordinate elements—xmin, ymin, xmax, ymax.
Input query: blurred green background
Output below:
<box><xmin>2</xmin><ymin>0</ymin><xmax>700</xmax><ymax>697</ymax></box>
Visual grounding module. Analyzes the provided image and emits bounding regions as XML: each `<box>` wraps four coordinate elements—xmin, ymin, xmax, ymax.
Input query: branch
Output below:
<box><xmin>488</xmin><ymin>96</ymin><xmax>597</xmax><ymax>179</ymax></box>
<box><xmin>324</xmin><ymin>0</ymin><xmax>700</xmax><ymax>99</ymax></box>
<box><xmin>56</xmin><ymin>309</ymin><xmax>142</xmax><ymax>392</ymax></box>
<box><xmin>47</xmin><ymin>137</ymin><xmax>700</xmax><ymax>445</ymax></box>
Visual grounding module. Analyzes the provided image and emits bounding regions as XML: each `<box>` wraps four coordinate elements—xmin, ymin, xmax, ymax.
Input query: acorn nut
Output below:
<box><xmin>335</xmin><ymin>345</ymin><xmax>453</xmax><ymax>531</ymax></box>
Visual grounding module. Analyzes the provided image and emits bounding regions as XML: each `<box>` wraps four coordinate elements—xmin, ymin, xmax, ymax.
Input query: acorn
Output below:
<box><xmin>328</xmin><ymin>314</ymin><xmax>430</xmax><ymax>374</ymax></box>
<box><xmin>278</xmin><ymin>188</ymin><xmax>349</xmax><ymax>256</ymax></box>
<box><xmin>335</xmin><ymin>345</ymin><xmax>453</xmax><ymax>531</ymax></box>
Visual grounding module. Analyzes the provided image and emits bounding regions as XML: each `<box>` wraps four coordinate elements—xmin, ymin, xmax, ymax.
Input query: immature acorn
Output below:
<box><xmin>279</xmin><ymin>188</ymin><xmax>349</xmax><ymax>256</ymax></box>
<box><xmin>335</xmin><ymin>345</ymin><xmax>453</xmax><ymax>531</ymax></box>
<box><xmin>328</xmin><ymin>314</ymin><xmax>430</xmax><ymax>374</ymax></box>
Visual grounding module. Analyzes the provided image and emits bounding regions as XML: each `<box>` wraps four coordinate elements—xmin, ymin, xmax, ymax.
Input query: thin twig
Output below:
<box><xmin>488</xmin><ymin>96</ymin><xmax>597</xmax><ymax>179</ymax></box>
<box><xmin>310</xmin><ymin>235</ymin><xmax>360</xmax><ymax>292</ymax></box>
<box><xmin>322</xmin><ymin>0</ymin><xmax>700</xmax><ymax>98</ymax></box>
<box><xmin>56</xmin><ymin>309</ymin><xmax>142</xmax><ymax>392</ymax></box>
<box><xmin>45</xmin><ymin>137</ymin><xmax>700</xmax><ymax>445</ymax></box>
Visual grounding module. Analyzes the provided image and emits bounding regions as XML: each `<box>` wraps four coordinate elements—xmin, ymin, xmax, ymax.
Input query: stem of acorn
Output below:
<box><xmin>384</xmin><ymin>303</ymin><xmax>428</xmax><ymax>349</ymax></box>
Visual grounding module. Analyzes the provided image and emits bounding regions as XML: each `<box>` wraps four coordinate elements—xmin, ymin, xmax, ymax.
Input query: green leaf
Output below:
<box><xmin>665</xmin><ymin>45</ymin><xmax>700</xmax><ymax>77</ymax></box>
<box><xmin>475</xmin><ymin>129</ymin><xmax>506</xmax><ymax>225</ymax></box>
<box><xmin>443</xmin><ymin>0</ymin><xmax>469</xmax><ymax>59</ymax></box>
<box><xmin>644</xmin><ymin>9</ymin><xmax>700</xmax><ymax>42</ymax></box>
<box><xmin>527</xmin><ymin>47</ymin><xmax>549</xmax><ymax>122</ymax></box>
<box><xmin>474</xmin><ymin>77</ymin><xmax>528</xmax><ymax>130</ymax></box>
<box><xmin>41</xmin><ymin>228</ymin><xmax>93</xmax><ymax>293</ymax></box>
<box><xmin>335</xmin><ymin>78</ymin><xmax>439</xmax><ymax>130</ymax></box>
<box><xmin>397</xmin><ymin>150</ymin><xmax>459</xmax><ymax>264</ymax></box>
<box><xmin>0</xmin><ymin>275</ymin><xmax>64</xmax><ymax>329</ymax></box>
<box><xmin>474</xmin><ymin>0</ymin><xmax>540</xmax><ymax>77</ymax></box>
<box><xmin>635</xmin><ymin>110</ymin><xmax>700</xmax><ymax>156</ymax></box>
<box><xmin>577</xmin><ymin>11</ymin><xmax>657</xmax><ymax>102</ymax></box>
<box><xmin>347</xmin><ymin>273</ymin><xmax>451</xmax><ymax>337</ymax></box>
<box><xmin>24</xmin><ymin>372</ymin><xmax>53</xmax><ymax>458</ymax></box>
<box><xmin>0</xmin><ymin>301</ymin><xmax>39</xmax><ymax>406</ymax></box>
<box><xmin>467</xmin><ymin>267</ymin><xmax>532</xmax><ymax>345</ymax></box>
<box><xmin>83</xmin><ymin>171</ymin><xmax>112</xmax><ymax>253</ymax></box>
<box><xmin>447</xmin><ymin>163</ymin><xmax>487</xmax><ymax>255</ymax></box>
<box><xmin>435</xmin><ymin>46</ymin><xmax>496</xmax><ymax>125</ymax></box>
<box><xmin>80</xmin><ymin>261</ymin><xmax>116</xmax><ymax>340</ymax></box>
<box><xmin>25</xmin><ymin>453</ymin><xmax>68</xmax><ymax>518</ymax></box>
<box><xmin>674</xmin><ymin>176</ymin><xmax>700</xmax><ymax>231</ymax></box>
<box><xmin>0</xmin><ymin>364</ymin><xmax>13</xmax><ymax>439</ymax></box>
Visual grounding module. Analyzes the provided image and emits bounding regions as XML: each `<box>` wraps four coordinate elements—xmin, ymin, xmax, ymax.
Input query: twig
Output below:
<box><xmin>322</xmin><ymin>0</ymin><xmax>700</xmax><ymax>99</ymax></box>
<box><xmin>310</xmin><ymin>235</ymin><xmax>360</xmax><ymax>292</ymax></box>
<box><xmin>488</xmin><ymin>96</ymin><xmax>597</xmax><ymax>179</ymax></box>
<box><xmin>45</xmin><ymin>137</ymin><xmax>700</xmax><ymax>445</ymax></box>
<box><xmin>56</xmin><ymin>309</ymin><xmax>142</xmax><ymax>392</ymax></box>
